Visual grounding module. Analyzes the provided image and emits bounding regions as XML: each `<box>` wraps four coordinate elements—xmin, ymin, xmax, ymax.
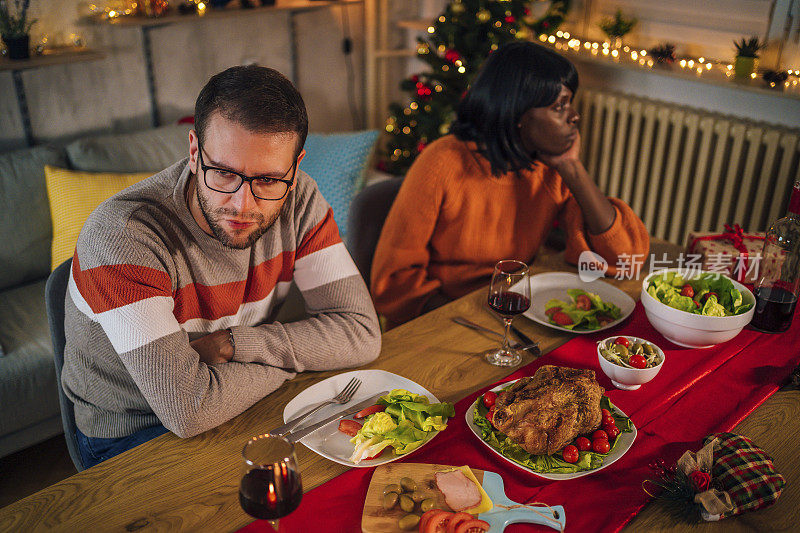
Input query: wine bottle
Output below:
<box><xmin>751</xmin><ymin>181</ymin><xmax>800</xmax><ymax>332</ymax></box>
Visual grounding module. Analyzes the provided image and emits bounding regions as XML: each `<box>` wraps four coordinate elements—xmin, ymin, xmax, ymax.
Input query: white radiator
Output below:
<box><xmin>577</xmin><ymin>89</ymin><xmax>800</xmax><ymax>243</ymax></box>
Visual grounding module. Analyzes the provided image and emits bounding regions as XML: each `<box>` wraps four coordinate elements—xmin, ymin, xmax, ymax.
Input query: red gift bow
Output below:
<box><xmin>689</xmin><ymin>224</ymin><xmax>765</xmax><ymax>282</ymax></box>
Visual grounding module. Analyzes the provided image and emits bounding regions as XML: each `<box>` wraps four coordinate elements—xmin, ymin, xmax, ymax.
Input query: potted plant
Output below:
<box><xmin>0</xmin><ymin>0</ymin><xmax>36</xmax><ymax>60</ymax></box>
<box><xmin>599</xmin><ymin>9</ymin><xmax>637</xmax><ymax>49</ymax></box>
<box><xmin>733</xmin><ymin>36</ymin><xmax>764</xmax><ymax>79</ymax></box>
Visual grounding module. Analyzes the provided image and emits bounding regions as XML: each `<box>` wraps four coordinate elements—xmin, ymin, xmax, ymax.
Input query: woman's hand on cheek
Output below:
<box><xmin>537</xmin><ymin>131</ymin><xmax>581</xmax><ymax>171</ymax></box>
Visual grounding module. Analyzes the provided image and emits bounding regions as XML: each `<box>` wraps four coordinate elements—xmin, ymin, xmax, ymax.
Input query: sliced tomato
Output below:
<box><xmin>422</xmin><ymin>510</ymin><xmax>453</xmax><ymax>533</ymax></box>
<box><xmin>353</xmin><ymin>404</ymin><xmax>385</xmax><ymax>419</ymax></box>
<box><xmin>575</xmin><ymin>294</ymin><xmax>593</xmax><ymax>310</ymax></box>
<box><xmin>419</xmin><ymin>509</ymin><xmax>447</xmax><ymax>532</ymax></box>
<box><xmin>337</xmin><ymin>419</ymin><xmax>361</xmax><ymax>437</ymax></box>
<box><xmin>454</xmin><ymin>519</ymin><xmax>490</xmax><ymax>533</ymax></box>
<box><xmin>552</xmin><ymin>311</ymin><xmax>573</xmax><ymax>325</ymax></box>
<box><xmin>445</xmin><ymin>512</ymin><xmax>474</xmax><ymax>533</ymax></box>
<box><xmin>544</xmin><ymin>306</ymin><xmax>562</xmax><ymax>317</ymax></box>
<box><xmin>680</xmin><ymin>284</ymin><xmax>694</xmax><ymax>297</ymax></box>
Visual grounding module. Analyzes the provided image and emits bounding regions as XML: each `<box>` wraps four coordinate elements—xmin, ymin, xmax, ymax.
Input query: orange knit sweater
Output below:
<box><xmin>371</xmin><ymin>135</ymin><xmax>650</xmax><ymax>325</ymax></box>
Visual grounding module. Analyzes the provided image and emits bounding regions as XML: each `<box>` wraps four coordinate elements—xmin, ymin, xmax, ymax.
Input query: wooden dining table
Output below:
<box><xmin>1</xmin><ymin>241</ymin><xmax>798</xmax><ymax>532</ymax></box>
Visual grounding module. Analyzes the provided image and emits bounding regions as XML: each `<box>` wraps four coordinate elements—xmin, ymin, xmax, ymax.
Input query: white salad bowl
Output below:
<box><xmin>597</xmin><ymin>336</ymin><xmax>665</xmax><ymax>390</ymax></box>
<box><xmin>640</xmin><ymin>269</ymin><xmax>756</xmax><ymax>349</ymax></box>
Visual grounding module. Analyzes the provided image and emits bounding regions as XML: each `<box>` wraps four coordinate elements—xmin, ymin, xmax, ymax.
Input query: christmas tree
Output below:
<box><xmin>379</xmin><ymin>0</ymin><xmax>571</xmax><ymax>176</ymax></box>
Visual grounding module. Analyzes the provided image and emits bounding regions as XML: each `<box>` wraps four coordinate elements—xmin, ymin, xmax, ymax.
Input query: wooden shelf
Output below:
<box><xmin>0</xmin><ymin>47</ymin><xmax>105</xmax><ymax>72</ymax></box>
<box><xmin>88</xmin><ymin>0</ymin><xmax>362</xmax><ymax>28</ymax></box>
<box><xmin>396</xmin><ymin>19</ymin><xmax>429</xmax><ymax>32</ymax></box>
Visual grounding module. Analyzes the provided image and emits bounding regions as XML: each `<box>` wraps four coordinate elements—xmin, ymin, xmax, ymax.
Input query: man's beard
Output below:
<box><xmin>196</xmin><ymin>185</ymin><xmax>281</xmax><ymax>249</ymax></box>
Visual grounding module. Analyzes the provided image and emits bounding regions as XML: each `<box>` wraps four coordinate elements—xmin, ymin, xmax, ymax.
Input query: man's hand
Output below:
<box><xmin>190</xmin><ymin>329</ymin><xmax>235</xmax><ymax>365</ymax></box>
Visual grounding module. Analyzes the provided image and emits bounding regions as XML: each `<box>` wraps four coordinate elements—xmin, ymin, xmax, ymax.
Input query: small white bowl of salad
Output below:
<box><xmin>597</xmin><ymin>336</ymin><xmax>665</xmax><ymax>390</ymax></box>
<box><xmin>641</xmin><ymin>269</ymin><xmax>756</xmax><ymax>348</ymax></box>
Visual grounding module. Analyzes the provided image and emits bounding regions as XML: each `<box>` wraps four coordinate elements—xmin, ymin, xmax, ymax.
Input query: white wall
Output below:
<box><xmin>0</xmin><ymin>1</ymin><xmax>365</xmax><ymax>152</ymax></box>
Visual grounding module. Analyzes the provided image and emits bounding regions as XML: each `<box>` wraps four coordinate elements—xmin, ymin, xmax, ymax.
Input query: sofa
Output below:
<box><xmin>0</xmin><ymin>124</ymin><xmax>380</xmax><ymax>459</ymax></box>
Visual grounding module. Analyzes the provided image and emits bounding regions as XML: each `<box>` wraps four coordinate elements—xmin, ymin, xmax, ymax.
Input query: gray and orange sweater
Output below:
<box><xmin>63</xmin><ymin>159</ymin><xmax>381</xmax><ymax>439</ymax></box>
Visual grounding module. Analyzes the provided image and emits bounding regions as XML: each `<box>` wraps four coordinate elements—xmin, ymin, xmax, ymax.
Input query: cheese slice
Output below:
<box><xmin>438</xmin><ymin>466</ymin><xmax>493</xmax><ymax>514</ymax></box>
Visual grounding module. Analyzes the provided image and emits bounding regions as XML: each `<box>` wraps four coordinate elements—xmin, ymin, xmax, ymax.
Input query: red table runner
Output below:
<box><xmin>239</xmin><ymin>303</ymin><xmax>800</xmax><ymax>532</ymax></box>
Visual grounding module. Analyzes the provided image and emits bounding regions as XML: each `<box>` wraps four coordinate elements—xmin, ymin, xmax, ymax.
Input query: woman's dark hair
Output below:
<box><xmin>451</xmin><ymin>41</ymin><xmax>578</xmax><ymax>175</ymax></box>
<box><xmin>194</xmin><ymin>65</ymin><xmax>308</xmax><ymax>157</ymax></box>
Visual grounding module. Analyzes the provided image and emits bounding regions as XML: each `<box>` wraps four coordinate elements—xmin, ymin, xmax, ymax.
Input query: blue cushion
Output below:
<box><xmin>299</xmin><ymin>130</ymin><xmax>379</xmax><ymax>237</ymax></box>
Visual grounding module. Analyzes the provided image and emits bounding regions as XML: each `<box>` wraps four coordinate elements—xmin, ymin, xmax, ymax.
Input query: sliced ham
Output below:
<box><xmin>434</xmin><ymin>469</ymin><xmax>481</xmax><ymax>512</ymax></box>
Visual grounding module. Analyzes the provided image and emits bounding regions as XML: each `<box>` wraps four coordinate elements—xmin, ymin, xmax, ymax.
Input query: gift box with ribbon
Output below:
<box><xmin>685</xmin><ymin>224</ymin><xmax>765</xmax><ymax>284</ymax></box>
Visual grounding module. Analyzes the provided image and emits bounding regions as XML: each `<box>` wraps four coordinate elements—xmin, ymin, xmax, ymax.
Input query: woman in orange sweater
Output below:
<box><xmin>371</xmin><ymin>41</ymin><xmax>649</xmax><ymax>326</ymax></box>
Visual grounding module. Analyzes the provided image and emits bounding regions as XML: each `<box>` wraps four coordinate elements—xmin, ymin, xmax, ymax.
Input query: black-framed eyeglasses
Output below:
<box><xmin>197</xmin><ymin>141</ymin><xmax>297</xmax><ymax>201</ymax></box>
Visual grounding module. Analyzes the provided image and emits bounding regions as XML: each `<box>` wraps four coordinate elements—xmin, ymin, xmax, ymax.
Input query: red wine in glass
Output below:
<box><xmin>239</xmin><ymin>464</ymin><xmax>303</xmax><ymax>520</ymax></box>
<box><xmin>240</xmin><ymin>434</ymin><xmax>302</xmax><ymax>530</ymax></box>
<box><xmin>488</xmin><ymin>292</ymin><xmax>531</xmax><ymax>318</ymax></box>
<box><xmin>751</xmin><ymin>286</ymin><xmax>798</xmax><ymax>333</ymax></box>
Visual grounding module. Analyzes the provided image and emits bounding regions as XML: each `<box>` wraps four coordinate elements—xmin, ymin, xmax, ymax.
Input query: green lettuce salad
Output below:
<box><xmin>646</xmin><ymin>271</ymin><xmax>753</xmax><ymax>316</ymax></box>
<box><xmin>472</xmin><ymin>393</ymin><xmax>633</xmax><ymax>473</ymax></box>
<box><xmin>349</xmin><ymin>389</ymin><xmax>454</xmax><ymax>463</ymax></box>
<box><xmin>544</xmin><ymin>289</ymin><xmax>622</xmax><ymax>330</ymax></box>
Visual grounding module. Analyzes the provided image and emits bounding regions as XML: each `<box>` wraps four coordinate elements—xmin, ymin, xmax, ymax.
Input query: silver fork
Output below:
<box><xmin>274</xmin><ymin>377</ymin><xmax>362</xmax><ymax>436</ymax></box>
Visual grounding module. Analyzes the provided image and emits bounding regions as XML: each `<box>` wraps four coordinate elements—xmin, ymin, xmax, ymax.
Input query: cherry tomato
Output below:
<box><xmin>553</xmin><ymin>311</ymin><xmax>573</xmax><ymax>326</ymax></box>
<box><xmin>602</xmin><ymin>414</ymin><xmax>616</xmax><ymax>426</ymax></box>
<box><xmin>575</xmin><ymin>294</ymin><xmax>593</xmax><ymax>310</ymax></box>
<box><xmin>487</xmin><ymin>406</ymin><xmax>497</xmax><ymax>427</ymax></box>
<box><xmin>601</xmin><ymin>408</ymin><xmax>611</xmax><ymax>417</ymax></box>
<box><xmin>482</xmin><ymin>391</ymin><xmax>497</xmax><ymax>409</ymax></box>
<box><xmin>614</xmin><ymin>336</ymin><xmax>630</xmax><ymax>347</ymax></box>
<box><xmin>354</xmin><ymin>404</ymin><xmax>385</xmax><ymax>419</ymax></box>
<box><xmin>454</xmin><ymin>519</ymin><xmax>490</xmax><ymax>533</ymax></box>
<box><xmin>680</xmin><ymin>284</ymin><xmax>694</xmax><ymax>297</ymax></box>
<box><xmin>420</xmin><ymin>510</ymin><xmax>450</xmax><ymax>533</ymax></box>
<box><xmin>337</xmin><ymin>419</ymin><xmax>361</xmax><ymax>437</ymax></box>
<box><xmin>592</xmin><ymin>438</ymin><xmax>611</xmax><ymax>454</ymax></box>
<box><xmin>446</xmin><ymin>512</ymin><xmax>474</xmax><ymax>533</ymax></box>
<box><xmin>364</xmin><ymin>448</ymin><xmax>385</xmax><ymax>460</ymax></box>
<box><xmin>592</xmin><ymin>429</ymin><xmax>608</xmax><ymax>441</ymax></box>
<box><xmin>574</xmin><ymin>436</ymin><xmax>591</xmax><ymax>451</ymax></box>
<box><xmin>629</xmin><ymin>354</ymin><xmax>647</xmax><ymax>369</ymax></box>
<box><xmin>562</xmin><ymin>444</ymin><xmax>579</xmax><ymax>463</ymax></box>
<box><xmin>545</xmin><ymin>306</ymin><xmax>562</xmax><ymax>317</ymax></box>
<box><xmin>605</xmin><ymin>425</ymin><xmax>621</xmax><ymax>440</ymax></box>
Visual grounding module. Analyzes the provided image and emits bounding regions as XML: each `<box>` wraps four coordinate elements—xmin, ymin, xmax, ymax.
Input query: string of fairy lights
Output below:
<box><xmin>542</xmin><ymin>30</ymin><xmax>800</xmax><ymax>93</ymax></box>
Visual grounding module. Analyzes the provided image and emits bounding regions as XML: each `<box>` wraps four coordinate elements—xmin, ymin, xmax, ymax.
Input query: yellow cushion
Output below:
<box><xmin>45</xmin><ymin>165</ymin><xmax>150</xmax><ymax>270</ymax></box>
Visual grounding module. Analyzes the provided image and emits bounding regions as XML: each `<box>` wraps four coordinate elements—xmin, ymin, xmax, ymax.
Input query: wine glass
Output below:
<box><xmin>239</xmin><ymin>434</ymin><xmax>303</xmax><ymax>531</ymax></box>
<box><xmin>485</xmin><ymin>260</ymin><xmax>531</xmax><ymax>367</ymax></box>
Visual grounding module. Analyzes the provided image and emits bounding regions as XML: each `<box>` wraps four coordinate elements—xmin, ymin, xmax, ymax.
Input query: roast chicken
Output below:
<box><xmin>491</xmin><ymin>365</ymin><xmax>604</xmax><ymax>455</ymax></box>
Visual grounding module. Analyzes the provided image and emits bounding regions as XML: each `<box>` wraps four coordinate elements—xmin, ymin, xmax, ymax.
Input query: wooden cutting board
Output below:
<box><xmin>361</xmin><ymin>463</ymin><xmax>482</xmax><ymax>533</ymax></box>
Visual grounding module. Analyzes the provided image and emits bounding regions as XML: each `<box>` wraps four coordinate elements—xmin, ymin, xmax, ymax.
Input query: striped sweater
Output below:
<box><xmin>63</xmin><ymin>159</ymin><xmax>381</xmax><ymax>438</ymax></box>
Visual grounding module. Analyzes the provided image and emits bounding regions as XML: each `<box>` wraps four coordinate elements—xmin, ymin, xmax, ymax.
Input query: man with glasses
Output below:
<box><xmin>62</xmin><ymin>66</ymin><xmax>381</xmax><ymax>468</ymax></box>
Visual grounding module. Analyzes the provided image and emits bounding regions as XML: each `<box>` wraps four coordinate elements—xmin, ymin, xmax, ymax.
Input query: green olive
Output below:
<box><xmin>643</xmin><ymin>343</ymin><xmax>655</xmax><ymax>355</ymax></box>
<box><xmin>613</xmin><ymin>344</ymin><xmax>629</xmax><ymax>357</ymax></box>
<box><xmin>419</xmin><ymin>498</ymin><xmax>436</xmax><ymax>512</ymax></box>
<box><xmin>400</xmin><ymin>477</ymin><xmax>417</xmax><ymax>492</ymax></box>
<box><xmin>399</xmin><ymin>494</ymin><xmax>415</xmax><ymax>513</ymax></box>
<box><xmin>382</xmin><ymin>492</ymin><xmax>399</xmax><ymax>510</ymax></box>
<box><xmin>383</xmin><ymin>483</ymin><xmax>401</xmax><ymax>496</ymax></box>
<box><xmin>409</xmin><ymin>490</ymin><xmax>428</xmax><ymax>503</ymax></box>
<box><xmin>631</xmin><ymin>342</ymin><xmax>643</xmax><ymax>354</ymax></box>
<box><xmin>398</xmin><ymin>514</ymin><xmax>421</xmax><ymax>530</ymax></box>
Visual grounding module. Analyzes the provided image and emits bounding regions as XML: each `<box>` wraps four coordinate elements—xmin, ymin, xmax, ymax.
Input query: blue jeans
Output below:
<box><xmin>76</xmin><ymin>424</ymin><xmax>169</xmax><ymax>468</ymax></box>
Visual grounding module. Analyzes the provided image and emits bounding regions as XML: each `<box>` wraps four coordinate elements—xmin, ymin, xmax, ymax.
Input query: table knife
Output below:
<box><xmin>272</xmin><ymin>390</ymin><xmax>390</xmax><ymax>442</ymax></box>
<box><xmin>451</xmin><ymin>317</ymin><xmax>539</xmax><ymax>352</ymax></box>
<box><xmin>483</xmin><ymin>304</ymin><xmax>536</xmax><ymax>346</ymax></box>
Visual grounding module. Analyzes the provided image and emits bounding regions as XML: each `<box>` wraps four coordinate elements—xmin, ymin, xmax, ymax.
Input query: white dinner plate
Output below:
<box><xmin>282</xmin><ymin>369</ymin><xmax>444</xmax><ymax>468</ymax></box>
<box><xmin>521</xmin><ymin>272</ymin><xmax>636</xmax><ymax>334</ymax></box>
<box><xmin>465</xmin><ymin>379</ymin><xmax>637</xmax><ymax>480</ymax></box>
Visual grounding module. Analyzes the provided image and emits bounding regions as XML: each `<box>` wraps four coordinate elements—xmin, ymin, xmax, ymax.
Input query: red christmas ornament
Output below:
<box><xmin>416</xmin><ymin>142</ymin><xmax>427</xmax><ymax>153</ymax></box>
<box><xmin>410</xmin><ymin>75</ymin><xmax>419</xmax><ymax>83</ymax></box>
<box><xmin>542</xmin><ymin>21</ymin><xmax>549</xmax><ymax>28</ymax></box>
<box><xmin>524</xmin><ymin>7</ymin><xmax>530</xmax><ymax>16</ymax></box>
<box><xmin>689</xmin><ymin>471</ymin><xmax>711</xmax><ymax>492</ymax></box>
<box><xmin>444</xmin><ymin>49</ymin><xmax>461</xmax><ymax>63</ymax></box>
<box><xmin>505</xmin><ymin>15</ymin><xmax>515</xmax><ymax>23</ymax></box>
